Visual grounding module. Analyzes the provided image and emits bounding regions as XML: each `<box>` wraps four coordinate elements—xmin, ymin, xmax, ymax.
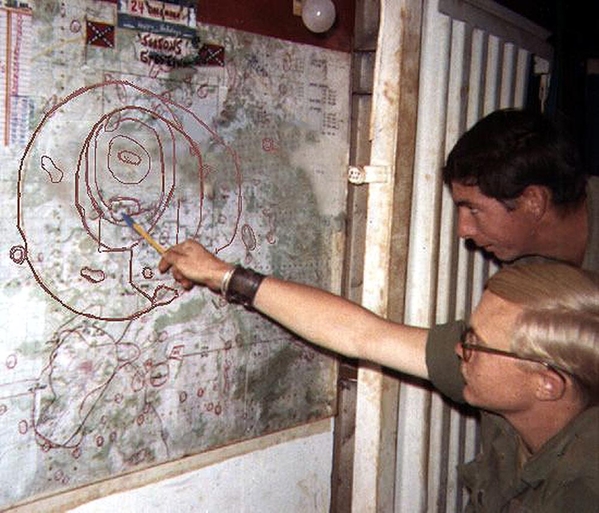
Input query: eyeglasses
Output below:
<box><xmin>460</xmin><ymin>328</ymin><xmax>572</xmax><ymax>386</ymax></box>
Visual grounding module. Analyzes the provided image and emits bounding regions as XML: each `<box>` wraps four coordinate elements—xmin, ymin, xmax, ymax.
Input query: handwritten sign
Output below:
<box><xmin>118</xmin><ymin>0</ymin><xmax>197</xmax><ymax>38</ymax></box>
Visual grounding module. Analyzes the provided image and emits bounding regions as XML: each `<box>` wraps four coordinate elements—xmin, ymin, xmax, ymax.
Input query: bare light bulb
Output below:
<box><xmin>301</xmin><ymin>0</ymin><xmax>336</xmax><ymax>33</ymax></box>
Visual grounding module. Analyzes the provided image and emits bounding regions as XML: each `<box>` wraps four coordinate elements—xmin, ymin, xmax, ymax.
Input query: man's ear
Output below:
<box><xmin>520</xmin><ymin>185</ymin><xmax>550</xmax><ymax>220</ymax></box>
<box><xmin>535</xmin><ymin>370</ymin><xmax>566</xmax><ymax>401</ymax></box>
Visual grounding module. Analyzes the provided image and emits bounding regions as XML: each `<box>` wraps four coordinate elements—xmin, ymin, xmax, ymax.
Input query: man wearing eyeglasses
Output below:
<box><xmin>448</xmin><ymin>265</ymin><xmax>598</xmax><ymax>512</ymax></box>
<box><xmin>159</xmin><ymin>242</ymin><xmax>598</xmax><ymax>512</ymax></box>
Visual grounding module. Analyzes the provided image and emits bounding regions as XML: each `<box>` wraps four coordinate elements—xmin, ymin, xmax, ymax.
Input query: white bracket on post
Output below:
<box><xmin>347</xmin><ymin>165</ymin><xmax>391</xmax><ymax>185</ymax></box>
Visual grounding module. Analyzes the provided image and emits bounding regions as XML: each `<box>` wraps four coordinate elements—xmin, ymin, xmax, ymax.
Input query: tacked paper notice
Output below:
<box><xmin>0</xmin><ymin>3</ymin><xmax>32</xmax><ymax>147</ymax></box>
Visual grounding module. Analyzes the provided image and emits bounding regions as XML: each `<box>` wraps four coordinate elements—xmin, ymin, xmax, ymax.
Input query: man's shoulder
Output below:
<box><xmin>587</xmin><ymin>175</ymin><xmax>599</xmax><ymax>213</ymax></box>
<box><xmin>544</xmin><ymin>478</ymin><xmax>599</xmax><ymax>513</ymax></box>
<box><xmin>569</xmin><ymin>406</ymin><xmax>599</xmax><ymax>447</ymax></box>
<box><xmin>584</xmin><ymin>176</ymin><xmax>599</xmax><ymax>271</ymax></box>
<box><xmin>552</xmin><ymin>407</ymin><xmax>599</xmax><ymax>479</ymax></box>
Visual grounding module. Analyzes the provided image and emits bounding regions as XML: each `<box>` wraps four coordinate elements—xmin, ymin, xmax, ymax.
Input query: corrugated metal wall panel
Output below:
<box><xmin>391</xmin><ymin>1</ymin><xmax>551</xmax><ymax>511</ymax></box>
<box><xmin>394</xmin><ymin>2</ymin><xmax>452</xmax><ymax>511</ymax></box>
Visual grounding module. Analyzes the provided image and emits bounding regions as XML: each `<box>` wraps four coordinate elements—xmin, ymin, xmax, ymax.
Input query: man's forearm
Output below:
<box><xmin>253</xmin><ymin>276</ymin><xmax>430</xmax><ymax>379</ymax></box>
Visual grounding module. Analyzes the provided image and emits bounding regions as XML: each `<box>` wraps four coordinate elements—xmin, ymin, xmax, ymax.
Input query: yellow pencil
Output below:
<box><xmin>122</xmin><ymin>213</ymin><xmax>166</xmax><ymax>255</ymax></box>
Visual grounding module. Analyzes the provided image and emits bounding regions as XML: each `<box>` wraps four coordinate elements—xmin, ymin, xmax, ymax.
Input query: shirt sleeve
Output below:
<box><xmin>425</xmin><ymin>320</ymin><xmax>467</xmax><ymax>404</ymax></box>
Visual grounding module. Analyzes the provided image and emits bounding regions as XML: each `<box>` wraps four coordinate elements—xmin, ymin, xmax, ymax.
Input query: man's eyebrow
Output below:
<box><xmin>454</xmin><ymin>198</ymin><xmax>475</xmax><ymax>208</ymax></box>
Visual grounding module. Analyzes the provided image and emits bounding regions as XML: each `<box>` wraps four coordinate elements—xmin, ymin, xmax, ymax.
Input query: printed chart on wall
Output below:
<box><xmin>0</xmin><ymin>0</ymin><xmax>349</xmax><ymax>507</ymax></box>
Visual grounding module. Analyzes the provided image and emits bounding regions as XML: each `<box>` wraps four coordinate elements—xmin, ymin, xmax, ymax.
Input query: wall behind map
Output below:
<box><xmin>0</xmin><ymin>0</ymin><xmax>350</xmax><ymax>508</ymax></box>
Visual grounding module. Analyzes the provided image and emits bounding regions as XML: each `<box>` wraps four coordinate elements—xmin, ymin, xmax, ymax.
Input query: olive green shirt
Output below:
<box><xmin>583</xmin><ymin>176</ymin><xmax>599</xmax><ymax>272</ymax></box>
<box><xmin>460</xmin><ymin>407</ymin><xmax>599</xmax><ymax>513</ymax></box>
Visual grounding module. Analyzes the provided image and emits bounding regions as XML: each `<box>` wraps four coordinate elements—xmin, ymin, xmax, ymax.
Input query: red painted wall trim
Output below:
<box><xmin>197</xmin><ymin>0</ymin><xmax>355</xmax><ymax>52</ymax></box>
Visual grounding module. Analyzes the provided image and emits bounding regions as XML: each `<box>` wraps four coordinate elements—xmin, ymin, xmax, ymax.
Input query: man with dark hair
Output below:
<box><xmin>427</xmin><ymin>109</ymin><xmax>598</xmax><ymax>388</ymax></box>
<box><xmin>445</xmin><ymin>109</ymin><xmax>586</xmax><ymax>206</ymax></box>
<box><xmin>442</xmin><ymin>108</ymin><xmax>597</xmax><ymax>267</ymax></box>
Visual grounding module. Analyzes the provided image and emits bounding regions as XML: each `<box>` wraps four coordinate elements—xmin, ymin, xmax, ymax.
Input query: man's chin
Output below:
<box><xmin>467</xmin><ymin>239</ymin><xmax>525</xmax><ymax>263</ymax></box>
<box><xmin>491</xmin><ymin>251</ymin><xmax>523</xmax><ymax>264</ymax></box>
<box><xmin>462</xmin><ymin>386</ymin><xmax>475</xmax><ymax>406</ymax></box>
<box><xmin>466</xmin><ymin>240</ymin><xmax>502</xmax><ymax>260</ymax></box>
<box><xmin>479</xmin><ymin>245</ymin><xmax>520</xmax><ymax>263</ymax></box>
<box><xmin>462</xmin><ymin>387</ymin><xmax>483</xmax><ymax>409</ymax></box>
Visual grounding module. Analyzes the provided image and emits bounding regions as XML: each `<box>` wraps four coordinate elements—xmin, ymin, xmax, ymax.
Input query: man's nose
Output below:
<box><xmin>456</xmin><ymin>209</ymin><xmax>476</xmax><ymax>239</ymax></box>
<box><xmin>455</xmin><ymin>341</ymin><xmax>464</xmax><ymax>360</ymax></box>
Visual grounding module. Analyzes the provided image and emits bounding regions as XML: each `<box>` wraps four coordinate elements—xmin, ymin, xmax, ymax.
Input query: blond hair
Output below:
<box><xmin>486</xmin><ymin>263</ymin><xmax>599</xmax><ymax>402</ymax></box>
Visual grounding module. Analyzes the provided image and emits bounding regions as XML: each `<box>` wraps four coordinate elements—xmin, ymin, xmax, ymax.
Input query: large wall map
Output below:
<box><xmin>0</xmin><ymin>1</ymin><xmax>349</xmax><ymax>508</ymax></box>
